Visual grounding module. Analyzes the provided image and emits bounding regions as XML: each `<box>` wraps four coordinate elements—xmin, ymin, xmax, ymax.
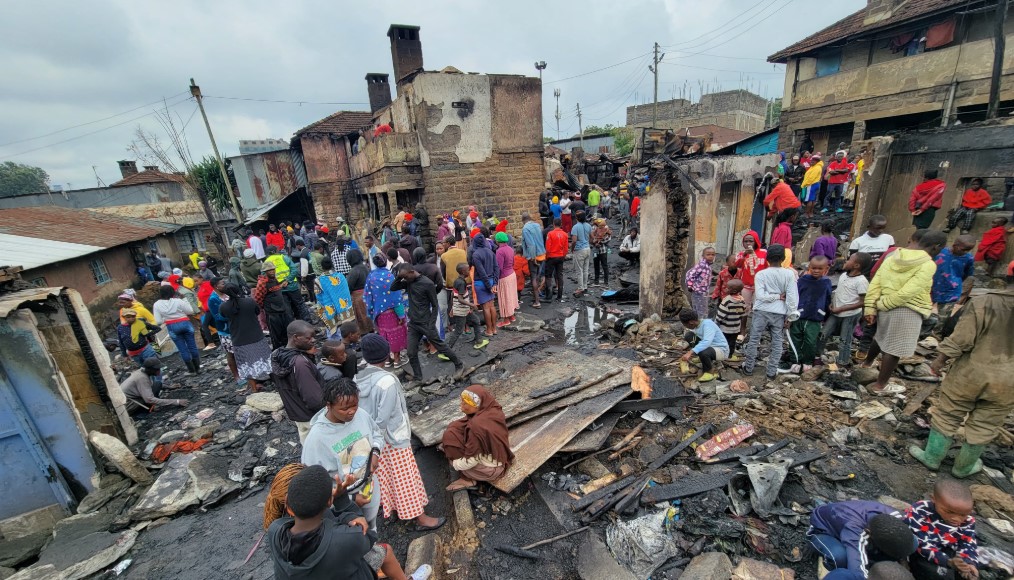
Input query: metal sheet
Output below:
<box><xmin>0</xmin><ymin>234</ymin><xmax>104</xmax><ymax>271</ymax></box>
<box><xmin>229</xmin><ymin>150</ymin><xmax>300</xmax><ymax>209</ymax></box>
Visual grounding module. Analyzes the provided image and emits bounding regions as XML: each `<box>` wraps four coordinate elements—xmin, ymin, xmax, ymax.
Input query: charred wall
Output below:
<box><xmin>640</xmin><ymin>166</ymin><xmax>693</xmax><ymax>318</ymax></box>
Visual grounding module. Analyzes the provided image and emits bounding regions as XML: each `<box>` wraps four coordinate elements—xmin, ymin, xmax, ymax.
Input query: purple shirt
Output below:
<box><xmin>810</xmin><ymin>235</ymin><xmax>837</xmax><ymax>261</ymax></box>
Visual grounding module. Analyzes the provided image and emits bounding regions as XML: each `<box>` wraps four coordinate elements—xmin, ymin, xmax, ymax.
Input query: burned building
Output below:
<box><xmin>626</xmin><ymin>90</ymin><xmax>771</xmax><ymax>134</ymax></box>
<box><xmin>637</xmin><ymin>145</ymin><xmax>780</xmax><ymax>318</ymax></box>
<box><xmin>294</xmin><ymin>25</ymin><xmax>544</xmax><ymax>236</ymax></box>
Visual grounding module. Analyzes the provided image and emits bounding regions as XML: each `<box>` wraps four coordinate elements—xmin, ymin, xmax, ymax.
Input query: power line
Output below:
<box><xmin>202</xmin><ymin>95</ymin><xmax>369</xmax><ymax>106</ymax></box>
<box><xmin>543</xmin><ymin>52</ymin><xmax>652</xmax><ymax>85</ymax></box>
<box><xmin>0</xmin><ymin>91</ymin><xmax>190</xmax><ymax>148</ymax></box>
<box><xmin>0</xmin><ymin>95</ymin><xmax>194</xmax><ymax>161</ymax></box>
<box><xmin>585</xmin><ymin>67</ymin><xmax>653</xmax><ymax>122</ymax></box>
<box><xmin>661</xmin><ymin>62</ymin><xmax>785</xmax><ymax>75</ymax></box>
<box><xmin>669</xmin><ymin>0</ymin><xmax>797</xmax><ymax>59</ymax></box>
<box><xmin>553</xmin><ymin>55</ymin><xmax>652</xmax><ymax>122</ymax></box>
<box><xmin>661</xmin><ymin>0</ymin><xmax>782</xmax><ymax>50</ymax></box>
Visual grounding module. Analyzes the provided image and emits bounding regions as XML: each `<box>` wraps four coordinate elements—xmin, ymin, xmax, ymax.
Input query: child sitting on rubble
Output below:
<box><xmin>678</xmin><ymin>308</ymin><xmax>730</xmax><ymax>383</ymax></box>
<box><xmin>808</xmin><ymin>500</ymin><xmax>917</xmax><ymax>580</ymax></box>
<box><xmin>902</xmin><ymin>479</ymin><xmax>981</xmax><ymax>580</ymax></box>
<box><xmin>782</xmin><ymin>255</ymin><xmax>833</xmax><ymax>374</ymax></box>
<box><xmin>266</xmin><ymin>464</ymin><xmax>432</xmax><ymax>580</ymax></box>
<box><xmin>818</xmin><ymin>252</ymin><xmax>871</xmax><ymax>368</ymax></box>
<box><xmin>715</xmin><ymin>278</ymin><xmax>746</xmax><ymax>361</ymax></box>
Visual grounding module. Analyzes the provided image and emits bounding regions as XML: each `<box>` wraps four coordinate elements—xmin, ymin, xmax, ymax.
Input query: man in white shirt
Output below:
<box><xmin>848</xmin><ymin>215</ymin><xmax>894</xmax><ymax>274</ymax></box>
<box><xmin>247</xmin><ymin>229</ymin><xmax>266</xmax><ymax>260</ymax></box>
<box><xmin>619</xmin><ymin>227</ymin><xmax>641</xmax><ymax>264</ymax></box>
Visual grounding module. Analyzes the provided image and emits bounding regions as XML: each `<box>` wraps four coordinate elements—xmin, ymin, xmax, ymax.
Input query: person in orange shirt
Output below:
<box><xmin>762</xmin><ymin>177</ymin><xmax>802</xmax><ymax>219</ymax></box>
<box><xmin>944</xmin><ymin>178</ymin><xmax>993</xmax><ymax>234</ymax></box>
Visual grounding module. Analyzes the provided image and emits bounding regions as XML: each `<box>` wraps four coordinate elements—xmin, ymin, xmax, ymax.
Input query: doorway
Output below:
<box><xmin>715</xmin><ymin>181</ymin><xmax>741</xmax><ymax>259</ymax></box>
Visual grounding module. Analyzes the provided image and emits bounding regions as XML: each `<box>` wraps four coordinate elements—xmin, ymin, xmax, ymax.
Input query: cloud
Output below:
<box><xmin>0</xmin><ymin>0</ymin><xmax>865</xmax><ymax>187</ymax></box>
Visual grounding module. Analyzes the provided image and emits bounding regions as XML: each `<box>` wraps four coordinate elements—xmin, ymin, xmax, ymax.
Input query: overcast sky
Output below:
<box><xmin>1</xmin><ymin>0</ymin><xmax>864</xmax><ymax>189</ymax></box>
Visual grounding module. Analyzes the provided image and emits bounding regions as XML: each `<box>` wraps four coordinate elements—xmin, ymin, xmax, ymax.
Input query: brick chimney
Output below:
<box><xmin>864</xmin><ymin>0</ymin><xmax>904</xmax><ymax>25</ymax></box>
<box><xmin>387</xmin><ymin>25</ymin><xmax>423</xmax><ymax>85</ymax></box>
<box><xmin>117</xmin><ymin>160</ymin><xmax>138</xmax><ymax>178</ymax></box>
<box><xmin>366</xmin><ymin>73</ymin><xmax>392</xmax><ymax>113</ymax></box>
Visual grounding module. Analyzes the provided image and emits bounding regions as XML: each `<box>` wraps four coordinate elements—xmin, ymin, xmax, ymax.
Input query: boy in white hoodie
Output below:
<box><xmin>301</xmin><ymin>377</ymin><xmax>384</xmax><ymax>531</ymax></box>
<box><xmin>741</xmin><ymin>244</ymin><xmax>799</xmax><ymax>380</ymax></box>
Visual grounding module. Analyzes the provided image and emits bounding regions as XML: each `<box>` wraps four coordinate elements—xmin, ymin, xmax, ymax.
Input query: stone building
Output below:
<box><xmin>293</xmin><ymin>25</ymin><xmax>544</xmax><ymax>236</ymax></box>
<box><xmin>625</xmin><ymin>90</ymin><xmax>770</xmax><ymax>134</ymax></box>
<box><xmin>769</xmin><ymin>0</ymin><xmax>1014</xmax><ymax>153</ymax></box>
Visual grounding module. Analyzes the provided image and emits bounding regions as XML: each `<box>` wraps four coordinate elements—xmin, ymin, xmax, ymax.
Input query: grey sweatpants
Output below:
<box><xmin>742</xmin><ymin>310</ymin><xmax>786</xmax><ymax>377</ymax></box>
<box><xmin>573</xmin><ymin>248</ymin><xmax>591</xmax><ymax>291</ymax></box>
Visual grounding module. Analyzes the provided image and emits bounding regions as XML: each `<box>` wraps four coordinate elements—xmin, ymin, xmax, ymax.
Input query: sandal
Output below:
<box><xmin>446</xmin><ymin>480</ymin><xmax>477</xmax><ymax>492</ymax></box>
<box><xmin>413</xmin><ymin>517</ymin><xmax>447</xmax><ymax>532</ymax></box>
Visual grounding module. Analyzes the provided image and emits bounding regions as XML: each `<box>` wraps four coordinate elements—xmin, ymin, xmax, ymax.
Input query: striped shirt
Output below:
<box><xmin>715</xmin><ymin>295</ymin><xmax>746</xmax><ymax>334</ymax></box>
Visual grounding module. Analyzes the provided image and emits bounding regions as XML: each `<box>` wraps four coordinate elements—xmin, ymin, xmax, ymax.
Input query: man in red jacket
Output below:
<box><xmin>909</xmin><ymin>170</ymin><xmax>946</xmax><ymax>229</ymax></box>
<box><xmin>944</xmin><ymin>178</ymin><xmax>992</xmax><ymax>234</ymax></box>
<box><xmin>265</xmin><ymin>224</ymin><xmax>285</xmax><ymax>252</ymax></box>
<box><xmin>763</xmin><ymin>177</ymin><xmax>801</xmax><ymax>219</ymax></box>
<box><xmin>975</xmin><ymin>217</ymin><xmax>1009</xmax><ymax>275</ymax></box>
<box><xmin>822</xmin><ymin>151</ymin><xmax>855</xmax><ymax>214</ymax></box>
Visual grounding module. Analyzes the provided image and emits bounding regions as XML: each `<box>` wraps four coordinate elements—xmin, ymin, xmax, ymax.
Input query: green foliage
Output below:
<box><xmin>0</xmin><ymin>162</ymin><xmax>49</xmax><ymax>198</ymax></box>
<box><xmin>612</xmin><ymin>127</ymin><xmax>635</xmax><ymax>156</ymax></box>
<box><xmin>189</xmin><ymin>156</ymin><xmax>233</xmax><ymax>212</ymax></box>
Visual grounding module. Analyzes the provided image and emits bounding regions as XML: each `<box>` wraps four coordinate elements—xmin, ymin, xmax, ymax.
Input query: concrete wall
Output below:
<box><xmin>626</xmin><ymin>90</ymin><xmax>769</xmax><ymax>133</ymax></box>
<box><xmin>549</xmin><ymin>134</ymin><xmax>615</xmax><ymax>154</ymax></box>
<box><xmin>777</xmin><ymin>33</ymin><xmax>1014</xmax><ymax>150</ymax></box>
<box><xmin>0</xmin><ymin>182</ymin><xmax>186</xmax><ymax>210</ymax></box>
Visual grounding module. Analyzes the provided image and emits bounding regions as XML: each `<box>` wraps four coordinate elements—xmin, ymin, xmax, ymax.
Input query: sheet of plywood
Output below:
<box><xmin>411</xmin><ymin>354</ymin><xmax>632</xmax><ymax>446</ymax></box>
<box><xmin>493</xmin><ymin>387</ymin><xmax>632</xmax><ymax>493</ymax></box>
<box><xmin>560</xmin><ymin>413</ymin><xmax>622</xmax><ymax>453</ymax></box>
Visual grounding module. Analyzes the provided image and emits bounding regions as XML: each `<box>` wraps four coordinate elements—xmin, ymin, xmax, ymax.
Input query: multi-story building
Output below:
<box><xmin>769</xmin><ymin>0</ymin><xmax>1014</xmax><ymax>153</ymax></box>
<box><xmin>625</xmin><ymin>90</ymin><xmax>770</xmax><ymax>134</ymax></box>
<box><xmin>292</xmin><ymin>25</ymin><xmax>544</xmax><ymax>235</ymax></box>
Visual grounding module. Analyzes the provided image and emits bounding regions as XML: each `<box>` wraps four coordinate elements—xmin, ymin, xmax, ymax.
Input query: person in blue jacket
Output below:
<box><xmin>809</xmin><ymin>500</ymin><xmax>917</xmax><ymax>579</ymax></box>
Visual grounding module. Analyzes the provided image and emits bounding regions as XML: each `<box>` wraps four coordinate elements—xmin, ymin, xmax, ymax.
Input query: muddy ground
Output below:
<box><xmin>68</xmin><ymin>214</ymin><xmax>1014</xmax><ymax>580</ymax></box>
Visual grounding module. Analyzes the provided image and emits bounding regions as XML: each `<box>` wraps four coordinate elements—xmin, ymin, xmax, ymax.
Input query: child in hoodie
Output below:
<box><xmin>301</xmin><ymin>377</ymin><xmax>384</xmax><ymax>531</ymax></box>
<box><xmin>355</xmin><ymin>333</ymin><xmax>446</xmax><ymax>532</ymax></box>
<box><xmin>742</xmin><ymin>244</ymin><xmax>798</xmax><ymax>380</ymax></box>
<box><xmin>783</xmin><ymin>256</ymin><xmax>833</xmax><ymax>373</ymax></box>
<box><xmin>735</xmin><ymin>231</ymin><xmax>768</xmax><ymax>335</ymax></box>
<box><xmin>267</xmin><ymin>463</ymin><xmax>431</xmax><ymax>580</ymax></box>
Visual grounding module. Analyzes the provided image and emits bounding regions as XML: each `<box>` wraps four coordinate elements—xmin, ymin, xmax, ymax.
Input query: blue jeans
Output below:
<box><xmin>809</xmin><ymin>532</ymin><xmax>848</xmax><ymax>569</ymax></box>
<box><xmin>166</xmin><ymin>320</ymin><xmax>199</xmax><ymax>362</ymax></box>
<box><xmin>824</xmin><ymin>183</ymin><xmax>844</xmax><ymax>211</ymax></box>
<box><xmin>820</xmin><ymin>313</ymin><xmax>861</xmax><ymax>365</ymax></box>
<box><xmin>743</xmin><ymin>310</ymin><xmax>786</xmax><ymax>377</ymax></box>
<box><xmin>130</xmin><ymin>344</ymin><xmax>162</xmax><ymax>389</ymax></box>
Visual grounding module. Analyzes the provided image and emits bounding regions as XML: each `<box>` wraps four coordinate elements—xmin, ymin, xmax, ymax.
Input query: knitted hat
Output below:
<box><xmin>142</xmin><ymin>358</ymin><xmax>162</xmax><ymax>370</ymax></box>
<box><xmin>494</xmin><ymin>232</ymin><xmax>508</xmax><ymax>243</ymax></box>
<box><xmin>360</xmin><ymin>333</ymin><xmax>391</xmax><ymax>364</ymax></box>
<box><xmin>243</xmin><ymin>249</ymin><xmax>256</xmax><ymax>258</ymax></box>
<box><xmin>261</xmin><ymin>262</ymin><xmax>276</xmax><ymax>273</ymax></box>
<box><xmin>198</xmin><ymin>261</ymin><xmax>207</xmax><ymax>267</ymax></box>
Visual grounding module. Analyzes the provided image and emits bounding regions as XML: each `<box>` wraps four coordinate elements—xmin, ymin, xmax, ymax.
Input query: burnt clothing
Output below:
<box><xmin>931</xmin><ymin>287</ymin><xmax>1014</xmax><ymax>444</ymax></box>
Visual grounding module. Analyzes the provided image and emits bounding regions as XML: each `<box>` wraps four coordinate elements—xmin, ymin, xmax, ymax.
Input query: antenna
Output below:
<box><xmin>92</xmin><ymin>165</ymin><xmax>106</xmax><ymax>187</ymax></box>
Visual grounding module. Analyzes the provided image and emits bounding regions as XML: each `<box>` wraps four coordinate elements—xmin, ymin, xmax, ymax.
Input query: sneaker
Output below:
<box><xmin>410</xmin><ymin>564</ymin><xmax>433</xmax><ymax>580</ymax></box>
<box><xmin>835</xmin><ymin>208</ymin><xmax>843</xmax><ymax>213</ymax></box>
<box><xmin>820</xmin><ymin>208</ymin><xmax>829</xmax><ymax>213</ymax></box>
<box><xmin>699</xmin><ymin>372</ymin><xmax>717</xmax><ymax>382</ymax></box>
<box><xmin>437</xmin><ymin>354</ymin><xmax>450</xmax><ymax>361</ymax></box>
<box><xmin>203</xmin><ymin>344</ymin><xmax>218</xmax><ymax>351</ymax></box>
<box><xmin>777</xmin><ymin>364</ymin><xmax>801</xmax><ymax>374</ymax></box>
<box><xmin>728</xmin><ymin>354</ymin><xmax>742</xmax><ymax>362</ymax></box>
<box><xmin>741</xmin><ymin>367</ymin><xmax>755</xmax><ymax>376</ymax></box>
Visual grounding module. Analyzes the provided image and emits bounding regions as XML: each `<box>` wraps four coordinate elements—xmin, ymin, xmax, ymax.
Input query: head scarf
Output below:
<box><xmin>495</xmin><ymin>219</ymin><xmax>509</xmax><ymax>233</ymax></box>
<box><xmin>182</xmin><ymin>277</ymin><xmax>195</xmax><ymax>290</ymax></box>
<box><xmin>166</xmin><ymin>274</ymin><xmax>182</xmax><ymax>291</ymax></box>
<box><xmin>469</xmin><ymin>227</ymin><xmax>481</xmax><ymax>239</ymax></box>
<box><xmin>412</xmin><ymin>247</ymin><xmax>427</xmax><ymax>265</ymax></box>
<box><xmin>441</xmin><ymin>385</ymin><xmax>513</xmax><ymax>467</ymax></box>
<box><xmin>364</xmin><ymin>265</ymin><xmax>403</xmax><ymax>318</ymax></box>
<box><xmin>198</xmin><ymin>261</ymin><xmax>208</xmax><ymax>268</ymax></box>
<box><xmin>494</xmin><ymin>232</ymin><xmax>508</xmax><ymax>244</ymax></box>
<box><xmin>172</xmin><ymin>268</ymin><xmax>183</xmax><ymax>276</ymax></box>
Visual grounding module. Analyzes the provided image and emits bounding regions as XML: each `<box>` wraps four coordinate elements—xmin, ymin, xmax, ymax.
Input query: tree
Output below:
<box><xmin>0</xmin><ymin>162</ymin><xmax>49</xmax><ymax>198</ymax></box>
<box><xmin>612</xmin><ymin>127</ymin><xmax>635</xmax><ymax>156</ymax></box>
<box><xmin>190</xmin><ymin>155</ymin><xmax>234</xmax><ymax>213</ymax></box>
<box><xmin>129</xmin><ymin>105</ymin><xmax>230</xmax><ymax>257</ymax></box>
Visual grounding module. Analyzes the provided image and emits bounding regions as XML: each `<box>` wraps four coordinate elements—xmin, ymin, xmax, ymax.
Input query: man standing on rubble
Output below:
<box><xmin>910</xmin><ymin>272</ymin><xmax>1014</xmax><ymax>478</ymax></box>
<box><xmin>271</xmin><ymin>321</ymin><xmax>326</xmax><ymax>444</ymax></box>
<box><xmin>391</xmin><ymin>265</ymin><xmax>465</xmax><ymax>384</ymax></box>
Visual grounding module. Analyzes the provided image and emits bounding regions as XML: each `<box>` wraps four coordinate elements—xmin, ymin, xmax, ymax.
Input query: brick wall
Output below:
<box><xmin>421</xmin><ymin>151</ymin><xmax>544</xmax><ymax>237</ymax></box>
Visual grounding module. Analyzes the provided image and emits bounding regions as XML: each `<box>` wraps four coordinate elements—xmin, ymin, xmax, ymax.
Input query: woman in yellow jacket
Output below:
<box><xmin>860</xmin><ymin>230</ymin><xmax>947</xmax><ymax>392</ymax></box>
<box><xmin>799</xmin><ymin>153</ymin><xmax>823</xmax><ymax>218</ymax></box>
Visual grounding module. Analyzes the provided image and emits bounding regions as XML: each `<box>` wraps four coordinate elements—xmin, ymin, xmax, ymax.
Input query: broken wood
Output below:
<box><xmin>901</xmin><ymin>384</ymin><xmax>937</xmax><ymax>416</ymax></box>
<box><xmin>530</xmin><ymin>377</ymin><xmax>580</xmax><ymax>399</ymax></box>
<box><xmin>640</xmin><ymin>470</ymin><xmax>738</xmax><ymax>504</ymax></box>
<box><xmin>560</xmin><ymin>413</ymin><xmax>621</xmax><ymax>454</ymax></box>
<box><xmin>508</xmin><ymin>368</ymin><xmax>625</xmax><ymax>426</ymax></box>
<box><xmin>581</xmin><ymin>473</ymin><xmax>618</xmax><ymax>495</ymax></box>
<box><xmin>494</xmin><ymin>546</ymin><xmax>541</xmax><ymax>560</ymax></box>
<box><xmin>611</xmin><ymin>395</ymin><xmax>696</xmax><ymax>413</ymax></box>
<box><xmin>562</xmin><ymin>419</ymin><xmax>647</xmax><ymax>470</ymax></box>
<box><xmin>571</xmin><ymin>475</ymin><xmax>640</xmax><ymax>511</ymax></box>
<box><xmin>631</xmin><ymin>365</ymin><xmax>651</xmax><ymax>398</ymax></box>
<box><xmin>606</xmin><ymin>437</ymin><xmax>642</xmax><ymax>461</ymax></box>
<box><xmin>521</xmin><ymin>526</ymin><xmax>590</xmax><ymax>550</ymax></box>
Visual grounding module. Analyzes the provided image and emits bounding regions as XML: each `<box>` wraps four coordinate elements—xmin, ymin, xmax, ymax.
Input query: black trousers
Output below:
<box><xmin>407</xmin><ymin>321</ymin><xmax>461</xmax><ymax>377</ymax></box>
<box><xmin>723</xmin><ymin>332</ymin><xmax>738</xmax><ymax>355</ymax></box>
<box><xmin>283</xmin><ymin>289</ymin><xmax>312</xmax><ymax>322</ymax></box>
<box><xmin>593</xmin><ymin>251</ymin><xmax>609</xmax><ymax>284</ymax></box>
<box><xmin>447</xmin><ymin>312</ymin><xmax>483</xmax><ymax>348</ymax></box>
<box><xmin>302</xmin><ymin>275</ymin><xmax>317</xmax><ymax>304</ymax></box>
<box><xmin>683</xmin><ymin>330</ymin><xmax>718</xmax><ymax>372</ymax></box>
<box><xmin>544</xmin><ymin>257</ymin><xmax>565</xmax><ymax>299</ymax></box>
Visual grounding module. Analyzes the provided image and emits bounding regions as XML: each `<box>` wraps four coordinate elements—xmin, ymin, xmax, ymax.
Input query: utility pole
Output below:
<box><xmin>576</xmin><ymin>103</ymin><xmax>584</xmax><ymax>150</ymax></box>
<box><xmin>535</xmin><ymin>61</ymin><xmax>547</xmax><ymax>82</ymax></box>
<box><xmin>190</xmin><ymin>78</ymin><xmax>244</xmax><ymax>222</ymax></box>
<box><xmin>554</xmin><ymin>89</ymin><xmax>561</xmax><ymax>140</ymax></box>
<box><xmin>649</xmin><ymin>42</ymin><xmax>664</xmax><ymax>128</ymax></box>
<box><xmin>986</xmin><ymin>0</ymin><xmax>1008</xmax><ymax>119</ymax></box>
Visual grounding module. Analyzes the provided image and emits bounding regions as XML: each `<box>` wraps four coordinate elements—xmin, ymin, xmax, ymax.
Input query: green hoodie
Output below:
<box><xmin>864</xmin><ymin>248</ymin><xmax>936</xmax><ymax>317</ymax></box>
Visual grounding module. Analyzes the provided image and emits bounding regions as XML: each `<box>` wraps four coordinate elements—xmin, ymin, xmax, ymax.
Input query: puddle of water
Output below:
<box><xmin>557</xmin><ymin>305</ymin><xmax>608</xmax><ymax>346</ymax></box>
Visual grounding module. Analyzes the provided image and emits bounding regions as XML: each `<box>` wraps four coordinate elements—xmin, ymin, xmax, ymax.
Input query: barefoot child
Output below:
<box><xmin>903</xmin><ymin>479</ymin><xmax>981</xmax><ymax>580</ymax></box>
<box><xmin>679</xmin><ymin>308</ymin><xmax>730</xmax><ymax>383</ymax></box>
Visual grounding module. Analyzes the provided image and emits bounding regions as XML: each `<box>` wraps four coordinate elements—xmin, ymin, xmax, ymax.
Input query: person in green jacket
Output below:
<box><xmin>860</xmin><ymin>230</ymin><xmax>947</xmax><ymax>392</ymax></box>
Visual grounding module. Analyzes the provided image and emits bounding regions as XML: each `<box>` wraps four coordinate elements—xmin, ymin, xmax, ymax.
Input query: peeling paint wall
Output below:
<box><xmin>411</xmin><ymin>73</ymin><xmax>493</xmax><ymax>166</ymax></box>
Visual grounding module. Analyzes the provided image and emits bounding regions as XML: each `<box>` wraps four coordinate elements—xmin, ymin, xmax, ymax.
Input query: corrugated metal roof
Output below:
<box><xmin>0</xmin><ymin>234</ymin><xmax>105</xmax><ymax>270</ymax></box>
<box><xmin>0</xmin><ymin>207</ymin><xmax>174</xmax><ymax>248</ymax></box>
